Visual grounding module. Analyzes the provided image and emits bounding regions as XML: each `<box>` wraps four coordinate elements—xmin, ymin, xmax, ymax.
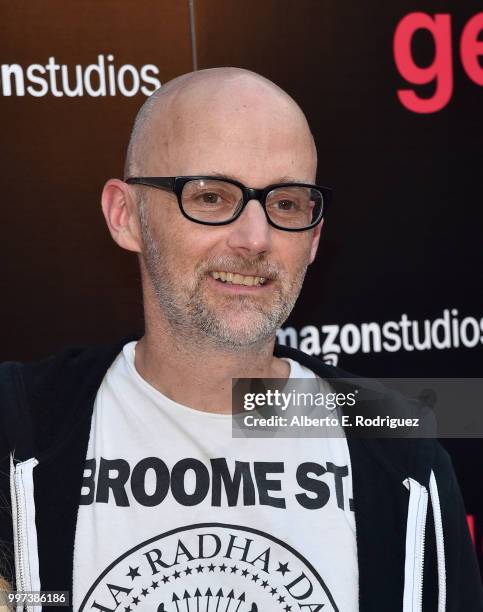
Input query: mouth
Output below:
<box><xmin>209</xmin><ymin>271</ymin><xmax>269</xmax><ymax>287</ymax></box>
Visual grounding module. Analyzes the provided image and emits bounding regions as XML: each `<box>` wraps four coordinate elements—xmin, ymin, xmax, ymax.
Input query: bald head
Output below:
<box><xmin>124</xmin><ymin>67</ymin><xmax>317</xmax><ymax>182</ymax></box>
<box><xmin>101</xmin><ymin>68</ymin><xmax>324</xmax><ymax>352</ymax></box>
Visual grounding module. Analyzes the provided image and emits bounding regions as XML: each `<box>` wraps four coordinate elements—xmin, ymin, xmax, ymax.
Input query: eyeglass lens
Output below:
<box><xmin>181</xmin><ymin>179</ymin><xmax>323</xmax><ymax>228</ymax></box>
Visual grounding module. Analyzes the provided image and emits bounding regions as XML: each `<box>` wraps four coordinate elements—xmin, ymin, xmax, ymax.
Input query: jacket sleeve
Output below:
<box><xmin>433</xmin><ymin>442</ymin><xmax>483</xmax><ymax>611</ymax></box>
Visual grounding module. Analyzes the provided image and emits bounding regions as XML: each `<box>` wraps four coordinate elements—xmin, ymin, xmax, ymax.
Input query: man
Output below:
<box><xmin>0</xmin><ymin>68</ymin><xmax>482</xmax><ymax>612</ymax></box>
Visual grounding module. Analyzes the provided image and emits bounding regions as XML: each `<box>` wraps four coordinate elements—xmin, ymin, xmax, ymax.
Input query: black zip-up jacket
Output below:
<box><xmin>0</xmin><ymin>339</ymin><xmax>482</xmax><ymax>611</ymax></box>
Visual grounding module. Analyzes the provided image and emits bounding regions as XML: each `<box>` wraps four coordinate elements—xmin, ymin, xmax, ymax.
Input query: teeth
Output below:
<box><xmin>210</xmin><ymin>271</ymin><xmax>268</xmax><ymax>286</ymax></box>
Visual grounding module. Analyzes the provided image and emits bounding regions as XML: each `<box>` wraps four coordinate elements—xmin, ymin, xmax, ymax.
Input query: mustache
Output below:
<box><xmin>199</xmin><ymin>255</ymin><xmax>281</xmax><ymax>280</ymax></box>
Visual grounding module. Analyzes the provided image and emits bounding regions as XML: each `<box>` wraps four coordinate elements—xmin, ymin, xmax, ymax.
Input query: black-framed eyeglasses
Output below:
<box><xmin>126</xmin><ymin>176</ymin><xmax>332</xmax><ymax>232</ymax></box>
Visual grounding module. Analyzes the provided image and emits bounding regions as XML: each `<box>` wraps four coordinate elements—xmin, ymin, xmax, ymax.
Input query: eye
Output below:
<box><xmin>195</xmin><ymin>191</ymin><xmax>226</xmax><ymax>206</ymax></box>
<box><xmin>274</xmin><ymin>199</ymin><xmax>297</xmax><ymax>211</ymax></box>
<box><xmin>200</xmin><ymin>192</ymin><xmax>221</xmax><ymax>204</ymax></box>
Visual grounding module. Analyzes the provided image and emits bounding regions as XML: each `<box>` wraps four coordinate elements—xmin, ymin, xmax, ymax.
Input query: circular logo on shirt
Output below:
<box><xmin>79</xmin><ymin>523</ymin><xmax>339</xmax><ymax>611</ymax></box>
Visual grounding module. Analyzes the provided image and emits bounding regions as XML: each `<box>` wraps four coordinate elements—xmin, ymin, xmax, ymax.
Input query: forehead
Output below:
<box><xmin>153</xmin><ymin>120</ymin><xmax>316</xmax><ymax>185</ymax></box>
<box><xmin>148</xmin><ymin>85</ymin><xmax>317</xmax><ymax>184</ymax></box>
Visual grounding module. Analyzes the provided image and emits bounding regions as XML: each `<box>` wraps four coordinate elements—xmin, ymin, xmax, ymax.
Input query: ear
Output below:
<box><xmin>101</xmin><ymin>179</ymin><xmax>143</xmax><ymax>253</ymax></box>
<box><xmin>308</xmin><ymin>219</ymin><xmax>323</xmax><ymax>264</ymax></box>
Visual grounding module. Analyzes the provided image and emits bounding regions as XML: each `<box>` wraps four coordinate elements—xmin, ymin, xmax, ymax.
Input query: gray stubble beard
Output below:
<box><xmin>139</xmin><ymin>204</ymin><xmax>308</xmax><ymax>348</ymax></box>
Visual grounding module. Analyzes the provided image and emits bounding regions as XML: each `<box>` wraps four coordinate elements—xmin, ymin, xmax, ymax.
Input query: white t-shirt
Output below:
<box><xmin>73</xmin><ymin>342</ymin><xmax>358</xmax><ymax>612</ymax></box>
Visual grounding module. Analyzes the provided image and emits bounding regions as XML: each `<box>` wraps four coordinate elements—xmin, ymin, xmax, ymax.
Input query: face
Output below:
<box><xmin>136</xmin><ymin>85</ymin><xmax>321</xmax><ymax>348</ymax></box>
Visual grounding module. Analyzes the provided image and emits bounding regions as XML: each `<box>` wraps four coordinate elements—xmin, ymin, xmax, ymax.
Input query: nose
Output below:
<box><xmin>225</xmin><ymin>198</ymin><xmax>272</xmax><ymax>255</ymax></box>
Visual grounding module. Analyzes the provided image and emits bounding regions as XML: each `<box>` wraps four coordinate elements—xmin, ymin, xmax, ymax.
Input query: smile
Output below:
<box><xmin>209</xmin><ymin>271</ymin><xmax>267</xmax><ymax>286</ymax></box>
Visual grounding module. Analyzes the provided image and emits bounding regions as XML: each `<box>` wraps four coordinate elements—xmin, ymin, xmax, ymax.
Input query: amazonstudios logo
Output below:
<box><xmin>0</xmin><ymin>54</ymin><xmax>161</xmax><ymax>98</ymax></box>
<box><xmin>278</xmin><ymin>308</ymin><xmax>483</xmax><ymax>366</ymax></box>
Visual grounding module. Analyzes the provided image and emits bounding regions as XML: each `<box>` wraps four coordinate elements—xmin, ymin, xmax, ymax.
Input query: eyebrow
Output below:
<box><xmin>204</xmin><ymin>172</ymin><xmax>311</xmax><ymax>184</ymax></box>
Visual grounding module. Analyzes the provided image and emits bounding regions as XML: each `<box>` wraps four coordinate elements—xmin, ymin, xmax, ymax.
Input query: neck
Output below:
<box><xmin>134</xmin><ymin>319</ymin><xmax>289</xmax><ymax>414</ymax></box>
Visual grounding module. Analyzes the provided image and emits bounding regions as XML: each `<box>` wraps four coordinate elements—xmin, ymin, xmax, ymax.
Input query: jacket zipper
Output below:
<box><xmin>429</xmin><ymin>470</ymin><xmax>446</xmax><ymax>612</ymax></box>
<box><xmin>10</xmin><ymin>454</ymin><xmax>41</xmax><ymax>612</ymax></box>
<box><xmin>403</xmin><ymin>477</ymin><xmax>428</xmax><ymax>612</ymax></box>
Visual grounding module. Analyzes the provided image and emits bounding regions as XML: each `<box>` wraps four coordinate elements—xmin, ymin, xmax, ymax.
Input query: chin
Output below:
<box><xmin>208</xmin><ymin>316</ymin><xmax>278</xmax><ymax>347</ymax></box>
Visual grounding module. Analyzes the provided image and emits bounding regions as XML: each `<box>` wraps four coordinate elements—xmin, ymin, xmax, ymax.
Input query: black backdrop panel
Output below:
<box><xmin>1</xmin><ymin>0</ymin><xmax>482</xmax><ymax>576</ymax></box>
<box><xmin>197</xmin><ymin>0</ymin><xmax>483</xmax><ymax>572</ymax></box>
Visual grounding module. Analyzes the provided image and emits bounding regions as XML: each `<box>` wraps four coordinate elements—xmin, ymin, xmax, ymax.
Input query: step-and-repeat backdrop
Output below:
<box><xmin>2</xmin><ymin>1</ymin><xmax>482</xmax><ymax>574</ymax></box>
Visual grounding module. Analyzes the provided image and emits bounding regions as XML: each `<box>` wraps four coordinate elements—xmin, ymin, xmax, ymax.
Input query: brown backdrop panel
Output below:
<box><xmin>1</xmin><ymin>1</ymin><xmax>193</xmax><ymax>360</ymax></box>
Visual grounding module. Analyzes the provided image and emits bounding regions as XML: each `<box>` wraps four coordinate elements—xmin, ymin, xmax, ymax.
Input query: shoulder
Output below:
<box><xmin>0</xmin><ymin>336</ymin><xmax>138</xmax><ymax>456</ymax></box>
<box><xmin>431</xmin><ymin>440</ymin><xmax>460</xmax><ymax>501</ymax></box>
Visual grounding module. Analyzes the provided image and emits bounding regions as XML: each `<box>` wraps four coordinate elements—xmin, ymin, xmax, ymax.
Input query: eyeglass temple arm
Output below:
<box><xmin>125</xmin><ymin>177</ymin><xmax>175</xmax><ymax>191</ymax></box>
